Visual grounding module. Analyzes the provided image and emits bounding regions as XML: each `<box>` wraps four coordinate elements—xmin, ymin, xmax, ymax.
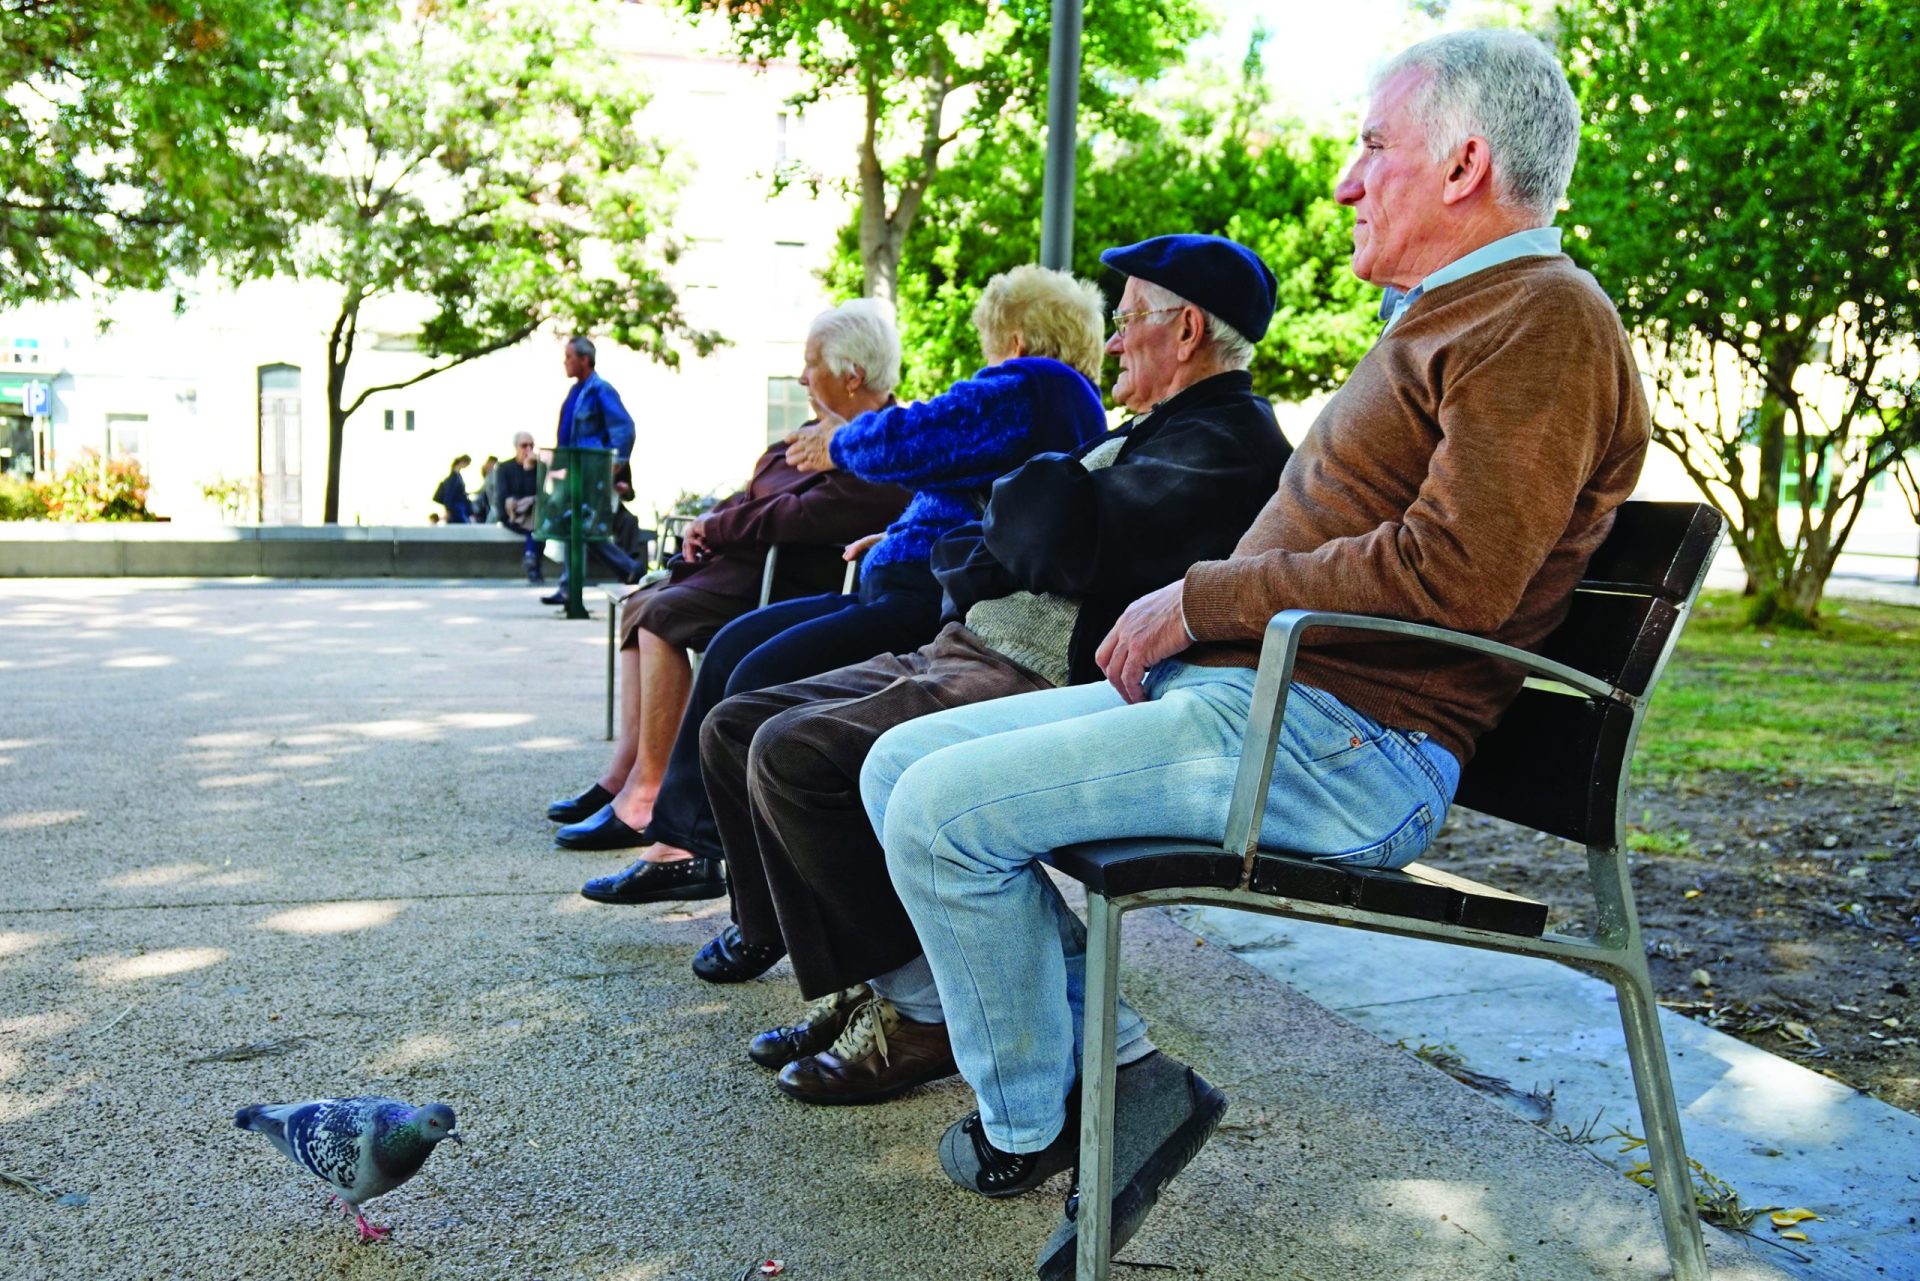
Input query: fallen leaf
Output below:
<box><xmin>1779</xmin><ymin>1230</ymin><xmax>1810</xmax><ymax>1243</ymax></box>
<box><xmin>1770</xmin><ymin>1208</ymin><xmax>1821</xmax><ymax>1227</ymax></box>
<box><xmin>1690</xmin><ymin>968</ymin><xmax>1713</xmax><ymax>988</ymax></box>
<box><xmin>1684</xmin><ymin>888</ymin><xmax>1703</xmax><ymax>899</ymax></box>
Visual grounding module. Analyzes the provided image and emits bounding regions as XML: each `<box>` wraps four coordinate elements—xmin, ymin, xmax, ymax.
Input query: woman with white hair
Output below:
<box><xmin>557</xmin><ymin>267</ymin><xmax>1112</xmax><ymax>918</ymax></box>
<box><xmin>545</xmin><ymin>300</ymin><xmax>913</xmax><ymax>851</ymax></box>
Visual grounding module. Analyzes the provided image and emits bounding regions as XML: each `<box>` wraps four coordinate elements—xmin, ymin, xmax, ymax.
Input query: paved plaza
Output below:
<box><xmin>0</xmin><ymin>579</ymin><xmax>1794</xmax><ymax>1280</ymax></box>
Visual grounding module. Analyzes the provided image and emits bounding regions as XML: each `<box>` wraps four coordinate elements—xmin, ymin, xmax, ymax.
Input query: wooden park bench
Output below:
<box><xmin>1054</xmin><ymin>500</ymin><xmax>1726</xmax><ymax>1281</ymax></box>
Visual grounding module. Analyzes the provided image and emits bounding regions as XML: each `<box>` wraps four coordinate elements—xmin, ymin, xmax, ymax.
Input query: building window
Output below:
<box><xmin>384</xmin><ymin>409</ymin><xmax>395</xmax><ymax>432</ymax></box>
<box><xmin>106</xmin><ymin>413</ymin><xmax>149</xmax><ymax>464</ymax></box>
<box><xmin>382</xmin><ymin>409</ymin><xmax>417</xmax><ymax>432</ymax></box>
<box><xmin>767</xmin><ymin>377</ymin><xmax>810</xmax><ymax>443</ymax></box>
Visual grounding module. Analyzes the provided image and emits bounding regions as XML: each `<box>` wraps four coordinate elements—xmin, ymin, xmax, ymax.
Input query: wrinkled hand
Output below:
<box><xmin>786</xmin><ymin>424</ymin><xmax>838</xmax><ymax>473</ymax></box>
<box><xmin>1095</xmin><ymin>580</ymin><xmax>1192</xmax><ymax>704</ymax></box>
<box><xmin>680</xmin><ymin>515</ymin><xmax>711</xmax><ymax>561</ymax></box>
<box><xmin>843</xmin><ymin>532</ymin><xmax>884</xmax><ymax>562</ymax></box>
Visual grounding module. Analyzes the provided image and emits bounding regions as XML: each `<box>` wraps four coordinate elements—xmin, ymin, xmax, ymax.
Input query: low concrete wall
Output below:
<box><xmin>0</xmin><ymin>522</ymin><xmax>541</xmax><ymax>578</ymax></box>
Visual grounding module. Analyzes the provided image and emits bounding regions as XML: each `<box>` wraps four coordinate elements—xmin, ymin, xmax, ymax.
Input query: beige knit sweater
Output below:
<box><xmin>1181</xmin><ymin>254</ymin><xmax>1650</xmax><ymax>763</ymax></box>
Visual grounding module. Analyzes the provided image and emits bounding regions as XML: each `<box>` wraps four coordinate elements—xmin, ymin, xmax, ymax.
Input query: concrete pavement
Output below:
<box><xmin>0</xmin><ymin>579</ymin><xmax>1798</xmax><ymax>1280</ymax></box>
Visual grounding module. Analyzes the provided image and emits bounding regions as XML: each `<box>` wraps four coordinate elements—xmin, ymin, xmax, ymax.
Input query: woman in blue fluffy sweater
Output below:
<box><xmin>557</xmin><ymin>267</ymin><xmax>1112</xmax><ymax>901</ymax></box>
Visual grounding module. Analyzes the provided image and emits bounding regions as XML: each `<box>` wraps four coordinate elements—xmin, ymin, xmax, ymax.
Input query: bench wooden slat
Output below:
<box><xmin>1399</xmin><ymin>862</ymin><xmax>1550</xmax><ymax>936</ymax></box>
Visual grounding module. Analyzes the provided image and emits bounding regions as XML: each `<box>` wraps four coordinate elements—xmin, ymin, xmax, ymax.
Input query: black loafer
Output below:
<box><xmin>691</xmin><ymin>924</ymin><xmax>786</xmax><ymax>983</ymax></box>
<box><xmin>939</xmin><ymin>1104</ymin><xmax>1078</xmax><ymax>1198</ymax></box>
<box><xmin>547</xmin><ymin>783</ymin><xmax>614</xmax><ymax>824</ymax></box>
<box><xmin>539</xmin><ymin>589</ymin><xmax>567</xmax><ymax>606</ymax></box>
<box><xmin>581</xmin><ymin>857</ymin><xmax>726</xmax><ymax>904</ymax></box>
<box><xmin>554</xmin><ymin>805</ymin><xmax>653</xmax><ymax>851</ymax></box>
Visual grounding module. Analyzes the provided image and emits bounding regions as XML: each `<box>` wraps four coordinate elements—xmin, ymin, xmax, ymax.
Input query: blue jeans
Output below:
<box><xmin>862</xmin><ymin>661</ymin><xmax>1459</xmax><ymax>1153</ymax></box>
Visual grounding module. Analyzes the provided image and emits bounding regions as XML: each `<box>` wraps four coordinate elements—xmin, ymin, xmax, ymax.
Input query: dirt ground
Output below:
<box><xmin>1433</xmin><ymin>774</ymin><xmax>1920</xmax><ymax>1114</ymax></box>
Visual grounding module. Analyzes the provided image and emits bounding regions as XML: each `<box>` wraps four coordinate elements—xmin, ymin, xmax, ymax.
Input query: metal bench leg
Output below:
<box><xmin>1076</xmin><ymin>893</ymin><xmax>1123</xmax><ymax>1281</ymax></box>
<box><xmin>1611</xmin><ymin>954</ymin><xmax>1709</xmax><ymax>1281</ymax></box>
<box><xmin>605</xmin><ymin>604</ymin><xmax>616</xmax><ymax>742</ymax></box>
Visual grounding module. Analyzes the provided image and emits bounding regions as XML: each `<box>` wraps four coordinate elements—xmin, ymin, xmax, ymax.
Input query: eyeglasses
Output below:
<box><xmin>1109</xmin><ymin>305</ymin><xmax>1182</xmax><ymax>335</ymax></box>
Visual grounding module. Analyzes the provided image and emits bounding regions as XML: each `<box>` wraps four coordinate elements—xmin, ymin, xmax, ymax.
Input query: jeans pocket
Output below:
<box><xmin>1289</xmin><ymin>685</ymin><xmax>1386</xmax><ymax>764</ymax></box>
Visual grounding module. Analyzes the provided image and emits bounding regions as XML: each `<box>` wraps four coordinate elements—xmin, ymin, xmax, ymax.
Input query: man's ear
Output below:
<box><xmin>1176</xmin><ymin>305</ymin><xmax>1207</xmax><ymax>361</ymax></box>
<box><xmin>1441</xmin><ymin>135</ymin><xmax>1495</xmax><ymax>206</ymax></box>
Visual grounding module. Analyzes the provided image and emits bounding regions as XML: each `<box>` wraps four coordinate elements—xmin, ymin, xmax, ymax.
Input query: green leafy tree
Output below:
<box><xmin>1562</xmin><ymin>0</ymin><xmax>1920</xmax><ymax>625</ymax></box>
<box><xmin>830</xmin><ymin>37</ymin><xmax>1377</xmax><ymax>400</ymax></box>
<box><xmin>0</xmin><ymin>0</ymin><xmax>357</xmax><ymax>303</ymax></box>
<box><xmin>261</xmin><ymin>0</ymin><xmax>720</xmax><ymax>523</ymax></box>
<box><xmin>679</xmin><ymin>0</ymin><xmax>1207</xmax><ymax>302</ymax></box>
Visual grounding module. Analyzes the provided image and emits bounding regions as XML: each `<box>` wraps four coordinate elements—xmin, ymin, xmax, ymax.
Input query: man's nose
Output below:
<box><xmin>1335</xmin><ymin>164</ymin><xmax>1363</xmax><ymax>206</ymax></box>
<box><xmin>1104</xmin><ymin>329</ymin><xmax>1125</xmax><ymax>354</ymax></box>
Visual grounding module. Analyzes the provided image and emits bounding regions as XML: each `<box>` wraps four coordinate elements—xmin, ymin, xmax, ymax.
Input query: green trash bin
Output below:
<box><xmin>532</xmin><ymin>446</ymin><xmax>617</xmax><ymax>619</ymax></box>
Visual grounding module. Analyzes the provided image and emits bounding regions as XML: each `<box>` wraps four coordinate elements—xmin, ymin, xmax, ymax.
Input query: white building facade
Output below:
<box><xmin>0</xmin><ymin>5</ymin><xmax>861</xmax><ymax>530</ymax></box>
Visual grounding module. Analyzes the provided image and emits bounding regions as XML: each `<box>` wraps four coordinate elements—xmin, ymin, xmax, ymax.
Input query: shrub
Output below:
<box><xmin>0</xmin><ymin>473</ymin><xmax>50</xmax><ymax>520</ymax></box>
<box><xmin>41</xmin><ymin>450</ymin><xmax>157</xmax><ymax>522</ymax></box>
<box><xmin>200</xmin><ymin>473</ymin><xmax>262</xmax><ymax>521</ymax></box>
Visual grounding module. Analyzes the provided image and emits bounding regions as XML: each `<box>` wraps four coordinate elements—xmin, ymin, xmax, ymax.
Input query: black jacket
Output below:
<box><xmin>494</xmin><ymin>459</ymin><xmax>538</xmax><ymax>524</ymax></box>
<box><xmin>932</xmin><ymin>370</ymin><xmax>1291</xmax><ymax>685</ymax></box>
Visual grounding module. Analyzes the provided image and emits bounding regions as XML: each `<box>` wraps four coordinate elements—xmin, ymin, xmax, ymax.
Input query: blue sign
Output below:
<box><xmin>23</xmin><ymin>381</ymin><xmax>48</xmax><ymax>416</ymax></box>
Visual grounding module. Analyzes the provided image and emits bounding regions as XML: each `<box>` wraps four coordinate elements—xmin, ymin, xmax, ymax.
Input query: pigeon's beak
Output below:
<box><xmin>445</xmin><ymin>1131</ymin><xmax>464</xmax><ymax>1145</ymax></box>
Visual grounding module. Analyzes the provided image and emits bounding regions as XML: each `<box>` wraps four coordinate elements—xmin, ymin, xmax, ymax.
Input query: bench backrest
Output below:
<box><xmin>1452</xmin><ymin>501</ymin><xmax>1724</xmax><ymax>848</ymax></box>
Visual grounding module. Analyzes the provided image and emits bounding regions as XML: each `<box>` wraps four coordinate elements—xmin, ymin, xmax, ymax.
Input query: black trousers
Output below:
<box><xmin>699</xmin><ymin>624</ymin><xmax>1052</xmax><ymax>1000</ymax></box>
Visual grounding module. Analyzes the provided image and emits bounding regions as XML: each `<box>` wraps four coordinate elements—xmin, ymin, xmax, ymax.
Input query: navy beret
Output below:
<box><xmin>1099</xmin><ymin>234</ymin><xmax>1277</xmax><ymax>343</ymax></box>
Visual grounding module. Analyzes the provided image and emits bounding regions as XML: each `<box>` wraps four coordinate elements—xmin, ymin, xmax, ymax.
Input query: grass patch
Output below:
<box><xmin>1635</xmin><ymin>590</ymin><xmax>1920</xmax><ymax>786</ymax></box>
<box><xmin>1624</xmin><ymin>825</ymin><xmax>1694</xmax><ymax>856</ymax></box>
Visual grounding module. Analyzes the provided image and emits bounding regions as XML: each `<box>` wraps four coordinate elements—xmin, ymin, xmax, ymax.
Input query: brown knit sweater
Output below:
<box><xmin>1181</xmin><ymin>254</ymin><xmax>1649</xmax><ymax>764</ymax></box>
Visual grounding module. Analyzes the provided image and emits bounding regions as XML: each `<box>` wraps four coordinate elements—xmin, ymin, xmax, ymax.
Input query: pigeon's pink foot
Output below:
<box><xmin>353</xmin><ymin>1213</ymin><xmax>391</xmax><ymax>1243</ymax></box>
<box><xmin>325</xmin><ymin>1194</ymin><xmax>354</xmax><ymax>1218</ymax></box>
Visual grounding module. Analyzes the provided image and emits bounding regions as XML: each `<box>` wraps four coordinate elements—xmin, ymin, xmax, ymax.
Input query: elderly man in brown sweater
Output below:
<box><xmin>858</xmin><ymin>29</ymin><xmax>1651</xmax><ymax>1279</ymax></box>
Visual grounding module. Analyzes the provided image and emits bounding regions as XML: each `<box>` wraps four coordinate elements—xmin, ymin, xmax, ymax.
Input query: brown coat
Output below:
<box><xmin>1182</xmin><ymin>255</ymin><xmax>1650</xmax><ymax>763</ymax></box>
<box><xmin>668</xmin><ymin>439</ymin><xmax>910</xmax><ymax>603</ymax></box>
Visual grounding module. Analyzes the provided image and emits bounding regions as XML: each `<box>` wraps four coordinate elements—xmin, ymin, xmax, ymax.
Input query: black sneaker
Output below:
<box><xmin>939</xmin><ymin>1098</ymin><xmax>1078</xmax><ymax>1198</ymax></box>
<box><xmin>1033</xmin><ymin>1053</ymin><xmax>1227</xmax><ymax>1280</ymax></box>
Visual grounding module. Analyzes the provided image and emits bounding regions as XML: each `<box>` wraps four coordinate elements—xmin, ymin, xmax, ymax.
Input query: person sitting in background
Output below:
<box><xmin>433</xmin><ymin>455</ymin><xmax>472</xmax><ymax>524</ymax></box>
<box><xmin>496</xmin><ymin>432</ymin><xmax>544</xmax><ymax>583</ymax></box>
<box><xmin>472</xmin><ymin>455</ymin><xmax>498</xmax><ymax>524</ymax></box>
<box><xmin>544</xmin><ymin>300</ymin><xmax>913</xmax><ymax>851</ymax></box>
<box><xmin>564</xmin><ymin>265</ymin><xmax>1112</xmax><ymax>907</ymax></box>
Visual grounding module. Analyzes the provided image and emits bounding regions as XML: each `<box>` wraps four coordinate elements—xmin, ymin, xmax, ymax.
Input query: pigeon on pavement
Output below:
<box><xmin>235</xmin><ymin>1095</ymin><xmax>460</xmax><ymax>1241</ymax></box>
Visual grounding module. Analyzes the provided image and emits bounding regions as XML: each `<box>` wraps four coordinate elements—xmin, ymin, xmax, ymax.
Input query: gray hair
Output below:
<box><xmin>1372</xmin><ymin>29</ymin><xmax>1580</xmax><ymax>223</ymax></box>
<box><xmin>808</xmin><ymin>299</ymin><xmax>901</xmax><ymax>394</ymax></box>
<box><xmin>1133</xmin><ymin>280</ymin><xmax>1256</xmax><ymax>371</ymax></box>
<box><xmin>512</xmin><ymin>431</ymin><xmax>535</xmax><ymax>447</ymax></box>
<box><xmin>566</xmin><ymin>335</ymin><xmax>596</xmax><ymax>366</ymax></box>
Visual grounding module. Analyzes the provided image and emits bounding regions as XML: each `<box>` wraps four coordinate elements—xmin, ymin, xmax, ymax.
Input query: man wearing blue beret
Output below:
<box><xmin>866</xmin><ymin>29</ymin><xmax>1650</xmax><ymax>1278</ymax></box>
<box><xmin>692</xmin><ymin>234</ymin><xmax>1292</xmax><ymax>1102</ymax></box>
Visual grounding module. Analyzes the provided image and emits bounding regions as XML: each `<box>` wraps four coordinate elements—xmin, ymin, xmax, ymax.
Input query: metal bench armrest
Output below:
<box><xmin>1223</xmin><ymin>609</ymin><xmax>1620</xmax><ymax>881</ymax></box>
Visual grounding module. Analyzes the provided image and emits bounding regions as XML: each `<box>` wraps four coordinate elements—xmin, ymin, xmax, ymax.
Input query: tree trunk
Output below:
<box><xmin>855</xmin><ymin>71</ymin><xmax>893</xmax><ymax>302</ymax></box>
<box><xmin>322</xmin><ymin>291</ymin><xmax>360</xmax><ymax>525</ymax></box>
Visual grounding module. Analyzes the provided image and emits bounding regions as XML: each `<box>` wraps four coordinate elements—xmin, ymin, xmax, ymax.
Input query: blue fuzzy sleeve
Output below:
<box><xmin>829</xmin><ymin>359</ymin><xmax>1102</xmax><ymax>489</ymax></box>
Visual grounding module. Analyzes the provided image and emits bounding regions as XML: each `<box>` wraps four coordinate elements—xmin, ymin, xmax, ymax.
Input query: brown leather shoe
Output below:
<box><xmin>749</xmin><ymin>984</ymin><xmax>870</xmax><ymax>1070</ymax></box>
<box><xmin>775</xmin><ymin>996</ymin><xmax>957</xmax><ymax>1105</ymax></box>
